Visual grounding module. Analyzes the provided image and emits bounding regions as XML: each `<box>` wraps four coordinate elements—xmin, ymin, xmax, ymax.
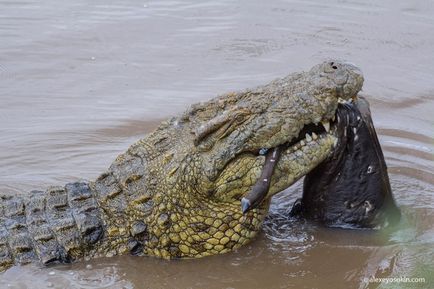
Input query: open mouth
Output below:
<box><xmin>242</xmin><ymin>102</ymin><xmax>348</xmax><ymax>214</ymax></box>
<box><xmin>281</xmin><ymin>118</ymin><xmax>334</xmax><ymax>151</ymax></box>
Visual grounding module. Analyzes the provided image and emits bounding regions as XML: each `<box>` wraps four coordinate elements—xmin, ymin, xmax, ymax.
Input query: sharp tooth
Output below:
<box><xmin>312</xmin><ymin>132</ymin><xmax>318</xmax><ymax>140</ymax></box>
<box><xmin>305</xmin><ymin>133</ymin><xmax>312</xmax><ymax>142</ymax></box>
<box><xmin>322</xmin><ymin>121</ymin><xmax>330</xmax><ymax>133</ymax></box>
<box><xmin>300</xmin><ymin>140</ymin><xmax>306</xmax><ymax>146</ymax></box>
<box><xmin>332</xmin><ymin>115</ymin><xmax>336</xmax><ymax>122</ymax></box>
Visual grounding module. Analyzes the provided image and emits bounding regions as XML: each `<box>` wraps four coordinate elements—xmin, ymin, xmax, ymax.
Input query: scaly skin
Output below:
<box><xmin>0</xmin><ymin>61</ymin><xmax>364</xmax><ymax>271</ymax></box>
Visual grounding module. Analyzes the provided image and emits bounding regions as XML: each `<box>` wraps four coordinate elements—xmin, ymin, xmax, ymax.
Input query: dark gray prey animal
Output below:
<box><xmin>294</xmin><ymin>97</ymin><xmax>401</xmax><ymax>228</ymax></box>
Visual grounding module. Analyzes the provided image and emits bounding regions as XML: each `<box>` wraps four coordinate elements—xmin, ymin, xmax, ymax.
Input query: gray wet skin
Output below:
<box><xmin>291</xmin><ymin>97</ymin><xmax>401</xmax><ymax>228</ymax></box>
<box><xmin>0</xmin><ymin>61</ymin><xmax>364</xmax><ymax>271</ymax></box>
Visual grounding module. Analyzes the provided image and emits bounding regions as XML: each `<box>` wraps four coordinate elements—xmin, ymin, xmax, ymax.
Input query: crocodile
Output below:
<box><xmin>0</xmin><ymin>61</ymin><xmax>364</xmax><ymax>271</ymax></box>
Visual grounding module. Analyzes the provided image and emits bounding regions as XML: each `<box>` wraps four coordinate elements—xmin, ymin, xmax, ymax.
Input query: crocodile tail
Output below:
<box><xmin>0</xmin><ymin>182</ymin><xmax>104</xmax><ymax>271</ymax></box>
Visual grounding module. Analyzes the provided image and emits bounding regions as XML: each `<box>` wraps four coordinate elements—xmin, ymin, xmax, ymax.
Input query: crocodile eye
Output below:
<box><xmin>236</xmin><ymin>115</ymin><xmax>244</xmax><ymax>122</ymax></box>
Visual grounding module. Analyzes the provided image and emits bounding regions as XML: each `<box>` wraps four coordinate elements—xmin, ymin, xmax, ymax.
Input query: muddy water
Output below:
<box><xmin>1</xmin><ymin>0</ymin><xmax>433</xmax><ymax>288</ymax></box>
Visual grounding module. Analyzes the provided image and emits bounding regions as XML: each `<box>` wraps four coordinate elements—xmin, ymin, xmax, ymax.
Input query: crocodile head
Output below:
<box><xmin>100</xmin><ymin>61</ymin><xmax>364</xmax><ymax>259</ymax></box>
<box><xmin>191</xmin><ymin>62</ymin><xmax>362</xmax><ymax>195</ymax></box>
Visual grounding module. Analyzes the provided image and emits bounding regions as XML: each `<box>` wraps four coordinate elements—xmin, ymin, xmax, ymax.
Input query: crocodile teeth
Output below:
<box><xmin>338</xmin><ymin>97</ymin><xmax>353</xmax><ymax>104</ymax></box>
<box><xmin>312</xmin><ymin>132</ymin><xmax>318</xmax><ymax>140</ymax></box>
<box><xmin>300</xmin><ymin>140</ymin><xmax>306</xmax><ymax>146</ymax></box>
<box><xmin>332</xmin><ymin>115</ymin><xmax>336</xmax><ymax>122</ymax></box>
<box><xmin>305</xmin><ymin>133</ymin><xmax>312</xmax><ymax>142</ymax></box>
<box><xmin>322</xmin><ymin>121</ymin><xmax>330</xmax><ymax>133</ymax></box>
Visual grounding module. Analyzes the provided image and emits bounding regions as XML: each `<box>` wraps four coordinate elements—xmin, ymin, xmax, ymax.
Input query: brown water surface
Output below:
<box><xmin>0</xmin><ymin>0</ymin><xmax>433</xmax><ymax>288</ymax></box>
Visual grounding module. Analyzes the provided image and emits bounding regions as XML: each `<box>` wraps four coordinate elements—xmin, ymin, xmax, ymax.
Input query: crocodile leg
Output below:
<box><xmin>0</xmin><ymin>182</ymin><xmax>104</xmax><ymax>271</ymax></box>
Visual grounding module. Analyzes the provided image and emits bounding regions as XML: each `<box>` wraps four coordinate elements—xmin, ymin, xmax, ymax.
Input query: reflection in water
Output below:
<box><xmin>2</xmin><ymin>262</ymin><xmax>133</xmax><ymax>289</ymax></box>
<box><xmin>1</xmin><ymin>0</ymin><xmax>434</xmax><ymax>288</ymax></box>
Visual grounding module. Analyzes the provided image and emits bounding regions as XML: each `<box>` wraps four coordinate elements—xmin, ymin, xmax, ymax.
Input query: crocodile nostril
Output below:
<box><xmin>332</xmin><ymin>65</ymin><xmax>338</xmax><ymax>69</ymax></box>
